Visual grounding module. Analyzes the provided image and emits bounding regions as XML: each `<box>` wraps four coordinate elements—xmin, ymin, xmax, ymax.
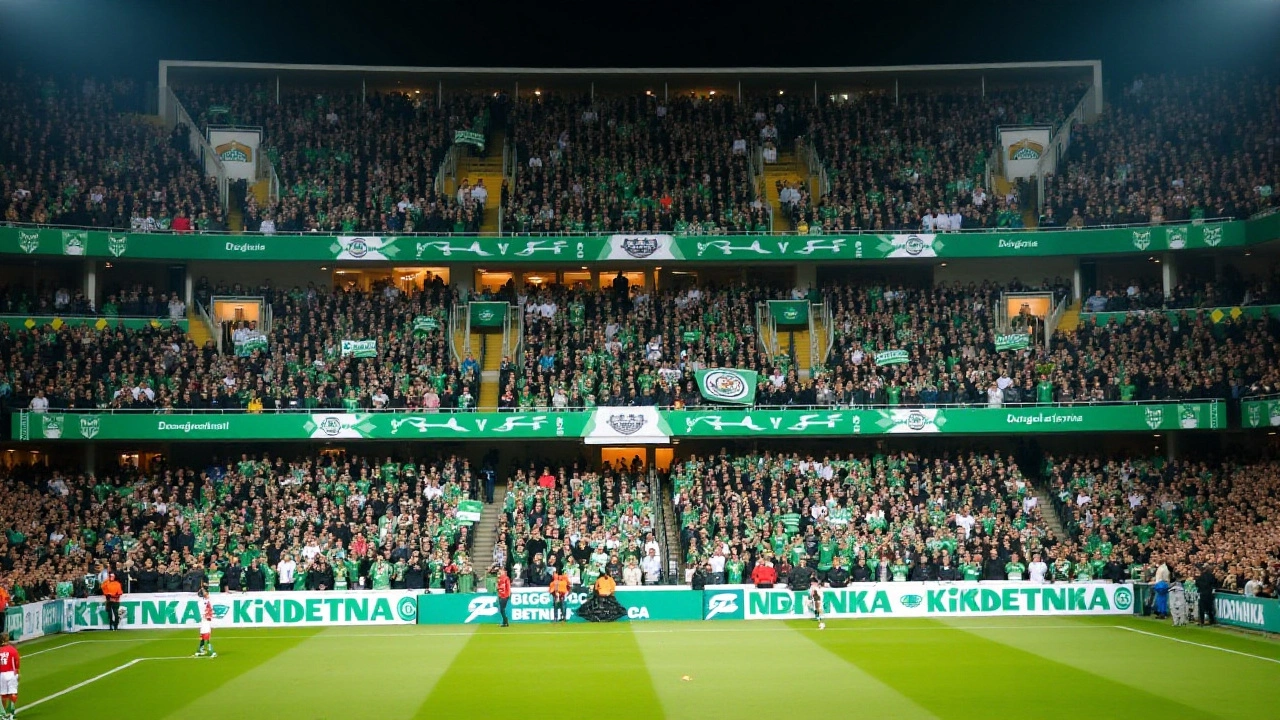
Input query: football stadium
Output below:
<box><xmin>1</xmin><ymin>1</ymin><xmax>1279</xmax><ymax>718</ymax></box>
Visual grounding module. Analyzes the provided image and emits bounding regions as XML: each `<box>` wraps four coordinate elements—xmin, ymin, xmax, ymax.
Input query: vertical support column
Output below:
<box><xmin>438</xmin><ymin>80</ymin><xmax>443</xmax><ymax>109</ymax></box>
<box><xmin>184</xmin><ymin>267</ymin><xmax>193</xmax><ymax>309</ymax></box>
<box><xmin>664</xmin><ymin>82</ymin><xmax>668</xmax><ymax>103</ymax></box>
<box><xmin>1164</xmin><ymin>430</ymin><xmax>1178</xmax><ymax>464</ymax></box>
<box><xmin>895</xmin><ymin>79</ymin><xmax>899</xmax><ymax>105</ymax></box>
<box><xmin>84</xmin><ymin>443</ymin><xmax>96</xmax><ymax>475</ymax></box>
<box><xmin>591</xmin><ymin>82</ymin><xmax>594</xmax><ymax>101</ymax></box>
<box><xmin>1161</xmin><ymin>253</ymin><xmax>1177</xmax><ymax>299</ymax></box>
<box><xmin>1092</xmin><ymin>63</ymin><xmax>1104</xmax><ymax>120</ymax></box>
<box><xmin>982</xmin><ymin>75</ymin><xmax>986</xmax><ymax>98</ymax></box>
<box><xmin>737</xmin><ymin>80</ymin><xmax>742</xmax><ymax>105</ymax></box>
<box><xmin>453</xmin><ymin>265</ymin><xmax>476</xmax><ymax>298</ymax></box>
<box><xmin>813</xmin><ymin>80</ymin><xmax>817</xmax><ymax>104</ymax></box>
<box><xmin>362</xmin><ymin>78</ymin><xmax>366</xmax><ymax>105</ymax></box>
<box><xmin>276</xmin><ymin>76</ymin><xmax>280</xmax><ymax>105</ymax></box>
<box><xmin>795</xmin><ymin>264</ymin><xmax>817</xmax><ymax>293</ymax></box>
<box><xmin>1072</xmin><ymin>262</ymin><xmax>1083</xmax><ymax>302</ymax></box>
<box><xmin>84</xmin><ymin>259</ymin><xmax>97</xmax><ymax>312</ymax></box>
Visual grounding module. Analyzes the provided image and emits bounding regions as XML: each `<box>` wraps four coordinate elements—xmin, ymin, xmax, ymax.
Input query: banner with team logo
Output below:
<box><xmin>468</xmin><ymin>302</ymin><xmax>508</xmax><ymax>328</ymax></box>
<box><xmin>0</xmin><ymin>221</ymin><xmax>1252</xmax><ymax>261</ymax></box>
<box><xmin>1242</xmin><ymin>398</ymin><xmax>1280</xmax><ymax>429</ymax></box>
<box><xmin>695</xmin><ymin>368</ymin><xmax>758</xmax><ymax>406</ymax></box>
<box><xmin>767</xmin><ymin>300</ymin><xmax>809</xmax><ymax>325</ymax></box>
<box><xmin>582</xmin><ymin>407</ymin><xmax>671</xmax><ymax>445</ymax></box>
<box><xmin>995</xmin><ymin>333</ymin><xmax>1031</xmax><ymax>352</ymax></box>
<box><xmin>12</xmin><ymin>403</ymin><xmax>1227</xmax><ymax>441</ymax></box>
<box><xmin>340</xmin><ymin>339</ymin><xmax>378</xmax><ymax>358</ymax></box>
<box><xmin>69</xmin><ymin>591</ymin><xmax>419</xmax><ymax>630</ymax></box>
<box><xmin>703</xmin><ymin>582</ymin><xmax>1134</xmax><ymax>620</ymax></box>
<box><xmin>599</xmin><ymin>234</ymin><xmax>683</xmax><ymax>261</ymax></box>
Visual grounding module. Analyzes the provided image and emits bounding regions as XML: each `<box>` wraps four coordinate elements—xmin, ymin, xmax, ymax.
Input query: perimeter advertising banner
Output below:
<box><xmin>416</xmin><ymin>588</ymin><xmax>703</xmax><ymax>624</ymax></box>
<box><xmin>1214</xmin><ymin>593</ymin><xmax>1280</xmax><ymax>633</ymax></box>
<box><xmin>702</xmin><ymin>582</ymin><xmax>1134</xmax><ymax>620</ymax></box>
<box><xmin>1242</xmin><ymin>399</ymin><xmax>1280</xmax><ymax>429</ymax></box>
<box><xmin>0</xmin><ymin>221</ymin><xmax>1252</xmax><ymax>262</ymax></box>
<box><xmin>4</xmin><ymin>599</ymin><xmax>69</xmax><ymax>641</ymax></box>
<box><xmin>69</xmin><ymin>591</ymin><xmax>419</xmax><ymax>630</ymax></box>
<box><xmin>13</xmin><ymin>403</ymin><xmax>1225</xmax><ymax>441</ymax></box>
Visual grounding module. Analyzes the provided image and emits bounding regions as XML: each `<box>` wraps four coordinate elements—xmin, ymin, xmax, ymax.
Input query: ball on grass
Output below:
<box><xmin>819</xmin><ymin>622</ymin><xmax>826</xmax><ymax>630</ymax></box>
<box><xmin>681</xmin><ymin>675</ymin><xmax>692</xmax><ymax>681</ymax></box>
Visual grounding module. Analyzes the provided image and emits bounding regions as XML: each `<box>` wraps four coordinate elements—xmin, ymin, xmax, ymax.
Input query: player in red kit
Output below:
<box><xmin>194</xmin><ymin>587</ymin><xmax>217</xmax><ymax>658</ymax></box>
<box><xmin>0</xmin><ymin>631</ymin><xmax>19</xmax><ymax>720</ymax></box>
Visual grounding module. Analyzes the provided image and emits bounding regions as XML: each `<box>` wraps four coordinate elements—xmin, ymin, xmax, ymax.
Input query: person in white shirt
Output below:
<box><xmin>949</xmin><ymin>209</ymin><xmax>964</xmax><ymax>230</ymax></box>
<box><xmin>371</xmin><ymin>388</ymin><xmax>389</xmax><ymax>408</ymax></box>
<box><xmin>643</xmin><ymin>536</ymin><xmax>661</xmax><ymax>558</ymax></box>
<box><xmin>622</xmin><ymin>560</ymin><xmax>643</xmax><ymax>586</ymax></box>
<box><xmin>921</xmin><ymin>210</ymin><xmax>937</xmax><ymax>232</ymax></box>
<box><xmin>972</xmin><ymin>187</ymin><xmax>987</xmax><ymax>207</ymax></box>
<box><xmin>640</xmin><ymin>549</ymin><xmax>663</xmax><ymax>585</ymax></box>
<box><xmin>1028</xmin><ymin>553</ymin><xmax>1049</xmax><ymax>583</ymax></box>
<box><xmin>277</xmin><ymin>554</ymin><xmax>298</xmax><ymax>590</ymax></box>
<box><xmin>708</xmin><ymin>551</ymin><xmax>727</xmax><ymax>583</ymax></box>
<box><xmin>55</xmin><ymin>288</ymin><xmax>70</xmax><ymax>310</ymax></box>
<box><xmin>986</xmin><ymin>383</ymin><xmax>1003</xmax><ymax>408</ymax></box>
<box><xmin>955</xmin><ymin>506</ymin><xmax>976</xmax><ymax>538</ymax></box>
<box><xmin>168</xmin><ymin>296</ymin><xmax>186</xmax><ymax>319</ymax></box>
<box><xmin>933</xmin><ymin>212</ymin><xmax>951</xmax><ymax>232</ymax></box>
<box><xmin>301</xmin><ymin>542</ymin><xmax>322</xmax><ymax>563</ymax></box>
<box><xmin>29</xmin><ymin>391</ymin><xmax>49</xmax><ymax>413</ymax></box>
<box><xmin>259</xmin><ymin>217</ymin><xmax>276</xmax><ymax>234</ymax></box>
<box><xmin>732</xmin><ymin>137</ymin><xmax>747</xmax><ymax>155</ymax></box>
<box><xmin>471</xmin><ymin>180</ymin><xmax>488</xmax><ymax>205</ymax></box>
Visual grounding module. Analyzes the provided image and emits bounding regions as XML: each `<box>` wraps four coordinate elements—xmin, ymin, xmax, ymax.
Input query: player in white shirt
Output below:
<box><xmin>194</xmin><ymin>587</ymin><xmax>217</xmax><ymax>658</ymax></box>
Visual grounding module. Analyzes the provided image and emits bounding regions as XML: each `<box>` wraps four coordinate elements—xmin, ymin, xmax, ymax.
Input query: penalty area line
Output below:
<box><xmin>17</xmin><ymin>656</ymin><xmax>199</xmax><ymax>714</ymax></box>
<box><xmin>1115</xmin><ymin>625</ymin><xmax>1280</xmax><ymax>665</ymax></box>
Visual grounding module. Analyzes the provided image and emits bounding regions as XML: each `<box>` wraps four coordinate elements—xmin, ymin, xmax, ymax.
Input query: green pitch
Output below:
<box><xmin>12</xmin><ymin>616</ymin><xmax>1280</xmax><ymax>719</ymax></box>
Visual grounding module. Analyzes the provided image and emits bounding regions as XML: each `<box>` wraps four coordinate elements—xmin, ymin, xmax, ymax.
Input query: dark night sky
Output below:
<box><xmin>1</xmin><ymin>0</ymin><xmax>1277</xmax><ymax>80</ymax></box>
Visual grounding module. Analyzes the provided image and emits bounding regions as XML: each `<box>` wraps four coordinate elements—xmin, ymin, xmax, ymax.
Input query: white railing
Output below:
<box><xmin>161</xmin><ymin>88</ymin><xmax>229</xmax><ymax>208</ymax></box>
<box><xmin>754</xmin><ymin>303</ymin><xmax>771</xmax><ymax>356</ymax></box>
<box><xmin>819</xmin><ymin>299</ymin><xmax>834</xmax><ymax>366</ymax></box>
<box><xmin>802</xmin><ymin>139</ymin><xmax>830</xmax><ymax>198</ymax></box>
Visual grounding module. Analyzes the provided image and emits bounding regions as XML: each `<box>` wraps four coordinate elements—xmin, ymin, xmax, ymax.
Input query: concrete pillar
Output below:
<box><xmin>1072</xmin><ymin>263</ymin><xmax>1082</xmax><ymax>302</ymax></box>
<box><xmin>453</xmin><ymin>265</ymin><xmax>476</xmax><ymax>299</ymax></box>
<box><xmin>84</xmin><ymin>444</ymin><xmax>97</xmax><ymax>475</ymax></box>
<box><xmin>795</xmin><ymin>264</ymin><xmax>817</xmax><ymax>293</ymax></box>
<box><xmin>184</xmin><ymin>267</ymin><xmax>194</xmax><ymax>309</ymax></box>
<box><xmin>1161</xmin><ymin>253</ymin><xmax>1177</xmax><ymax>299</ymax></box>
<box><xmin>1164</xmin><ymin>430</ymin><xmax>1178</xmax><ymax>464</ymax></box>
<box><xmin>84</xmin><ymin>259</ymin><xmax>98</xmax><ymax>311</ymax></box>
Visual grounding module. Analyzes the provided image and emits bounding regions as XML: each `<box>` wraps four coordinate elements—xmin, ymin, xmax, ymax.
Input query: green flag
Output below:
<box><xmin>233</xmin><ymin>335</ymin><xmax>268</xmax><ymax>357</ymax></box>
<box><xmin>457</xmin><ymin>500</ymin><xmax>483</xmax><ymax>524</ymax></box>
<box><xmin>453</xmin><ymin>130</ymin><xmax>485</xmax><ymax>150</ymax></box>
<box><xmin>768</xmin><ymin>300</ymin><xmax>809</xmax><ymax>325</ymax></box>
<box><xmin>341</xmin><ymin>339</ymin><xmax>377</xmax><ymax>358</ymax></box>
<box><xmin>695</xmin><ymin>368</ymin><xmax>758</xmax><ymax>405</ymax></box>
<box><xmin>874</xmin><ymin>349</ymin><xmax>910</xmax><ymax>366</ymax></box>
<box><xmin>469</xmin><ymin>302</ymin><xmax>507</xmax><ymax>327</ymax></box>
<box><xmin>411</xmin><ymin>315</ymin><xmax>439</xmax><ymax>337</ymax></box>
<box><xmin>995</xmin><ymin>333</ymin><xmax>1030</xmax><ymax>352</ymax></box>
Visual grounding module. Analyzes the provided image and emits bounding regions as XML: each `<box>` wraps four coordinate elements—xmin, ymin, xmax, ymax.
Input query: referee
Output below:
<box><xmin>101</xmin><ymin>571</ymin><xmax>124</xmax><ymax>631</ymax></box>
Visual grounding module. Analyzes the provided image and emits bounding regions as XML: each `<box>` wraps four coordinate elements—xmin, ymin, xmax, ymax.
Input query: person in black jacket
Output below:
<box><xmin>826</xmin><ymin>557</ymin><xmax>850</xmax><ymax>588</ymax></box>
<box><xmin>982</xmin><ymin>548</ymin><xmax>1005</xmax><ymax>581</ymax></box>
<box><xmin>309</xmin><ymin>557</ymin><xmax>335</xmax><ymax>591</ymax></box>
<box><xmin>936</xmin><ymin>552</ymin><xmax>959</xmax><ymax>581</ymax></box>
<box><xmin>405</xmin><ymin>551</ymin><xmax>425</xmax><ymax>590</ymax></box>
<box><xmin>1195</xmin><ymin>566</ymin><xmax>1218</xmax><ymax>626</ymax></box>
<box><xmin>221</xmin><ymin>558</ymin><xmax>245</xmax><ymax>593</ymax></box>
<box><xmin>788</xmin><ymin>558</ymin><xmax>817</xmax><ymax>591</ymax></box>
<box><xmin>244</xmin><ymin>560</ymin><xmax>266</xmax><ymax>592</ymax></box>
<box><xmin>691</xmin><ymin>562</ymin><xmax>711</xmax><ymax>590</ymax></box>
<box><xmin>851</xmin><ymin>557</ymin><xmax>872</xmax><ymax>583</ymax></box>
<box><xmin>136</xmin><ymin>559</ymin><xmax>160</xmax><ymax>593</ymax></box>
<box><xmin>182</xmin><ymin>567</ymin><xmax>204</xmax><ymax>593</ymax></box>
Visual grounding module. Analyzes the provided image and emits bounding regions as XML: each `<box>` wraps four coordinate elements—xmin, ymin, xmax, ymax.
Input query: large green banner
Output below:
<box><xmin>768</xmin><ymin>300</ymin><xmax>809</xmax><ymax>325</ymax></box>
<box><xmin>468</xmin><ymin>302</ymin><xmax>508</xmax><ymax>327</ymax></box>
<box><xmin>416</xmin><ymin>588</ymin><xmax>703</xmax><ymax>624</ymax></box>
<box><xmin>1243</xmin><ymin>398</ymin><xmax>1280</xmax><ymax>429</ymax></box>
<box><xmin>0</xmin><ymin>221</ymin><xmax>1259</xmax><ymax>263</ymax></box>
<box><xmin>69</xmin><ymin>591</ymin><xmax>418</xmax><ymax>629</ymax></box>
<box><xmin>672</xmin><ymin>403</ymin><xmax>1224</xmax><ymax>437</ymax></box>
<box><xmin>0</xmin><ymin>315</ymin><xmax>188</xmax><ymax>332</ymax></box>
<box><xmin>702</xmin><ymin>582</ymin><xmax>1134</xmax><ymax>620</ymax></box>
<box><xmin>13</xmin><ymin>402</ymin><xmax>1225</xmax><ymax>441</ymax></box>
<box><xmin>1215</xmin><ymin>593</ymin><xmax>1280</xmax><ymax>633</ymax></box>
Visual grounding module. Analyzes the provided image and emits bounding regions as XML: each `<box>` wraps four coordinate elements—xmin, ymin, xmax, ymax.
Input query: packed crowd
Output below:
<box><xmin>0</xmin><ymin>77</ymin><xmax>224</xmax><ymax>230</ymax></box>
<box><xmin>0</xmin><ymin>452</ymin><xmax>483</xmax><ymax>603</ymax></box>
<box><xmin>493</xmin><ymin>458</ymin><xmax>665</xmax><ymax>588</ymax></box>
<box><xmin>1043</xmin><ymin>72</ymin><xmax>1278</xmax><ymax>227</ymax></box>
<box><xmin>505</xmin><ymin>95</ymin><xmax>771</xmax><ymax>235</ymax></box>
<box><xmin>824</xmin><ymin>279</ymin><xmax>1280</xmax><ymax>407</ymax></box>
<box><xmin>0</xmin><ymin>281</ymin><xmax>476</xmax><ymax>413</ymax></box>
<box><xmin>671</xmin><ymin>451</ymin><xmax>1059</xmax><ymax>585</ymax></box>
<box><xmin>496</xmin><ymin>282</ymin><xmax>789</xmax><ymax>410</ymax></box>
<box><xmin>797</xmin><ymin>85</ymin><xmax>1084</xmax><ymax>233</ymax></box>
<box><xmin>177</xmin><ymin>85</ymin><xmax>495</xmax><ymax>233</ymax></box>
<box><xmin>1044</xmin><ymin>455</ymin><xmax>1280</xmax><ymax>597</ymax></box>
<box><xmin>0</xmin><ymin>282</ymin><xmax>186</xmax><ymax>319</ymax></box>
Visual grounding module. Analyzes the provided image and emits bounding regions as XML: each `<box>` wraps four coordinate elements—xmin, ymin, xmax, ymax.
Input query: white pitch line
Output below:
<box><xmin>17</xmin><ymin>656</ymin><xmax>198</xmax><ymax>714</ymax></box>
<box><xmin>1115</xmin><ymin>625</ymin><xmax>1280</xmax><ymax>665</ymax></box>
<box><xmin>23</xmin><ymin>640</ymin><xmax>88</xmax><ymax>658</ymax></box>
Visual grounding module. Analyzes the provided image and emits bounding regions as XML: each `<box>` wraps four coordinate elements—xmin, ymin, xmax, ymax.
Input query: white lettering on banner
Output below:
<box><xmin>70</xmin><ymin>591</ymin><xmax>418</xmax><ymax>629</ymax></box>
<box><xmin>741</xmin><ymin>582</ymin><xmax>1133</xmax><ymax>619</ymax></box>
<box><xmin>157</xmin><ymin>420</ymin><xmax>231</xmax><ymax>433</ymax></box>
<box><xmin>1216</xmin><ymin>597</ymin><xmax>1266</xmax><ymax>627</ymax></box>
<box><xmin>705</xmin><ymin>593</ymin><xmax>741</xmax><ymax>619</ymax></box>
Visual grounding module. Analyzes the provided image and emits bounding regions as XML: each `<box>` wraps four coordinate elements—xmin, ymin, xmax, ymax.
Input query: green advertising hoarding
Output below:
<box><xmin>468</xmin><ymin>302</ymin><xmax>508</xmax><ymax>327</ymax></box>
<box><xmin>1082</xmin><ymin>305</ymin><xmax>1280</xmax><ymax>327</ymax></box>
<box><xmin>0</xmin><ymin>220</ymin><xmax>1259</xmax><ymax>263</ymax></box>
<box><xmin>1215</xmin><ymin>593</ymin><xmax>1280</xmax><ymax>633</ymax></box>
<box><xmin>12</xmin><ymin>402</ymin><xmax>1225</xmax><ymax>441</ymax></box>
<box><xmin>416</xmin><ymin>588</ymin><xmax>704</xmax><ymax>624</ymax></box>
